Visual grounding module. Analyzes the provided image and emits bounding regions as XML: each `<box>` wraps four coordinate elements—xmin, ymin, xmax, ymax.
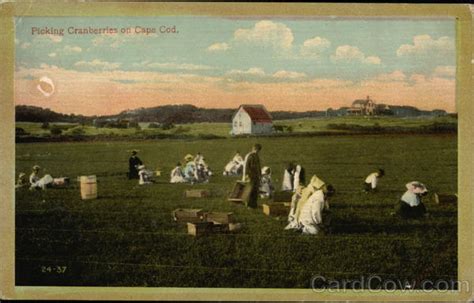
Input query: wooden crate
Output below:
<box><xmin>262</xmin><ymin>202</ymin><xmax>291</xmax><ymax>216</ymax></box>
<box><xmin>205</xmin><ymin>212</ymin><xmax>235</xmax><ymax>224</ymax></box>
<box><xmin>228</xmin><ymin>181</ymin><xmax>252</xmax><ymax>203</ymax></box>
<box><xmin>228</xmin><ymin>222</ymin><xmax>242</xmax><ymax>232</ymax></box>
<box><xmin>212</xmin><ymin>223</ymin><xmax>230</xmax><ymax>233</ymax></box>
<box><xmin>185</xmin><ymin>189</ymin><xmax>210</xmax><ymax>198</ymax></box>
<box><xmin>172</xmin><ymin>208</ymin><xmax>205</xmax><ymax>223</ymax></box>
<box><xmin>433</xmin><ymin>193</ymin><xmax>457</xmax><ymax>204</ymax></box>
<box><xmin>272</xmin><ymin>191</ymin><xmax>294</xmax><ymax>203</ymax></box>
<box><xmin>187</xmin><ymin>222</ymin><xmax>214</xmax><ymax>236</ymax></box>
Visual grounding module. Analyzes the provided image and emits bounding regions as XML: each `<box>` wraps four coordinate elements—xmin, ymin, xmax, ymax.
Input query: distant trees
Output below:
<box><xmin>50</xmin><ymin>126</ymin><xmax>63</xmax><ymax>136</ymax></box>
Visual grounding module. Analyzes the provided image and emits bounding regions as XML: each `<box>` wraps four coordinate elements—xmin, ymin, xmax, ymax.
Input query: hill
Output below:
<box><xmin>15</xmin><ymin>104</ymin><xmax>449</xmax><ymax>124</ymax></box>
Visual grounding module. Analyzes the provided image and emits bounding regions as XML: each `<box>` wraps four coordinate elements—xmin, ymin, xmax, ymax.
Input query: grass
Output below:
<box><xmin>16</xmin><ymin>116</ymin><xmax>456</xmax><ymax>139</ymax></box>
<box><xmin>15</xmin><ymin>134</ymin><xmax>457</xmax><ymax>288</ymax></box>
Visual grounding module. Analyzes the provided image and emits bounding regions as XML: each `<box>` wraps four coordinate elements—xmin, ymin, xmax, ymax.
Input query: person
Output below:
<box><xmin>292</xmin><ymin>164</ymin><xmax>306</xmax><ymax>192</ymax></box>
<box><xmin>138</xmin><ymin>165</ymin><xmax>153</xmax><ymax>185</ymax></box>
<box><xmin>396</xmin><ymin>181</ymin><xmax>428</xmax><ymax>219</ymax></box>
<box><xmin>242</xmin><ymin>143</ymin><xmax>262</xmax><ymax>208</ymax></box>
<box><xmin>195</xmin><ymin>158</ymin><xmax>212</xmax><ymax>183</ymax></box>
<box><xmin>285</xmin><ymin>175</ymin><xmax>327</xmax><ymax>230</ymax></box>
<box><xmin>223</xmin><ymin>151</ymin><xmax>244</xmax><ymax>176</ymax></box>
<box><xmin>259</xmin><ymin>166</ymin><xmax>274</xmax><ymax>198</ymax></box>
<box><xmin>128</xmin><ymin>150</ymin><xmax>143</xmax><ymax>179</ymax></box>
<box><xmin>298</xmin><ymin>185</ymin><xmax>335</xmax><ymax>235</ymax></box>
<box><xmin>170</xmin><ymin>162</ymin><xmax>186</xmax><ymax>183</ymax></box>
<box><xmin>16</xmin><ymin>173</ymin><xmax>28</xmax><ymax>189</ymax></box>
<box><xmin>183</xmin><ymin>154</ymin><xmax>197</xmax><ymax>183</ymax></box>
<box><xmin>29</xmin><ymin>165</ymin><xmax>53</xmax><ymax>190</ymax></box>
<box><xmin>194</xmin><ymin>152</ymin><xmax>204</xmax><ymax>164</ymax></box>
<box><xmin>364</xmin><ymin>168</ymin><xmax>385</xmax><ymax>192</ymax></box>
<box><xmin>281</xmin><ymin>163</ymin><xmax>295</xmax><ymax>191</ymax></box>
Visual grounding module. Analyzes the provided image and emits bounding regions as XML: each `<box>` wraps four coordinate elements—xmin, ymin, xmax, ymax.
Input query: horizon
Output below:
<box><xmin>16</xmin><ymin>101</ymin><xmax>454</xmax><ymax>118</ymax></box>
<box><xmin>15</xmin><ymin>16</ymin><xmax>456</xmax><ymax>115</ymax></box>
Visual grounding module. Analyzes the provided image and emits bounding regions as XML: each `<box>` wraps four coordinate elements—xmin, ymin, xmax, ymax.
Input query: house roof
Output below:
<box><xmin>237</xmin><ymin>104</ymin><xmax>273</xmax><ymax>123</ymax></box>
<box><xmin>352</xmin><ymin>99</ymin><xmax>369</xmax><ymax>106</ymax></box>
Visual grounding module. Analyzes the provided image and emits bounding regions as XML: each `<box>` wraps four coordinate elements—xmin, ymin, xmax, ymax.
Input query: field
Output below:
<box><xmin>15</xmin><ymin>134</ymin><xmax>457</xmax><ymax>288</ymax></box>
<box><xmin>16</xmin><ymin>115</ymin><xmax>457</xmax><ymax>139</ymax></box>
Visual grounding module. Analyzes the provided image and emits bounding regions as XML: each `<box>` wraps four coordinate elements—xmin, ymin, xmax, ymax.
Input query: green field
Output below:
<box><xmin>16</xmin><ymin>115</ymin><xmax>457</xmax><ymax>139</ymax></box>
<box><xmin>15</xmin><ymin>134</ymin><xmax>457</xmax><ymax>288</ymax></box>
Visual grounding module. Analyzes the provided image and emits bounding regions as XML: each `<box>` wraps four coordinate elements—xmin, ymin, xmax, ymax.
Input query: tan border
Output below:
<box><xmin>0</xmin><ymin>2</ymin><xmax>472</xmax><ymax>301</ymax></box>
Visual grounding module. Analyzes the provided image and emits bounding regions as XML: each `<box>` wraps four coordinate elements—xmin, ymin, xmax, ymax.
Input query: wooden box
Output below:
<box><xmin>185</xmin><ymin>189</ymin><xmax>210</xmax><ymax>198</ymax></box>
<box><xmin>212</xmin><ymin>223</ymin><xmax>230</xmax><ymax>233</ymax></box>
<box><xmin>205</xmin><ymin>212</ymin><xmax>235</xmax><ymax>224</ymax></box>
<box><xmin>228</xmin><ymin>222</ymin><xmax>242</xmax><ymax>232</ymax></box>
<box><xmin>172</xmin><ymin>208</ymin><xmax>205</xmax><ymax>223</ymax></box>
<box><xmin>433</xmin><ymin>193</ymin><xmax>457</xmax><ymax>204</ymax></box>
<box><xmin>262</xmin><ymin>202</ymin><xmax>291</xmax><ymax>216</ymax></box>
<box><xmin>272</xmin><ymin>191</ymin><xmax>294</xmax><ymax>203</ymax></box>
<box><xmin>187</xmin><ymin>222</ymin><xmax>214</xmax><ymax>236</ymax></box>
<box><xmin>228</xmin><ymin>181</ymin><xmax>252</xmax><ymax>203</ymax></box>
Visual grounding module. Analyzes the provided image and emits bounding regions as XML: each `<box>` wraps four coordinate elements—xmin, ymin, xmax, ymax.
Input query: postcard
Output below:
<box><xmin>0</xmin><ymin>2</ymin><xmax>473</xmax><ymax>301</ymax></box>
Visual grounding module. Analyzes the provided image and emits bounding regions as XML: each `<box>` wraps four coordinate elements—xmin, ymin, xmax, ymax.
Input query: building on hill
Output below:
<box><xmin>231</xmin><ymin>104</ymin><xmax>273</xmax><ymax>135</ymax></box>
<box><xmin>347</xmin><ymin>96</ymin><xmax>376</xmax><ymax>116</ymax></box>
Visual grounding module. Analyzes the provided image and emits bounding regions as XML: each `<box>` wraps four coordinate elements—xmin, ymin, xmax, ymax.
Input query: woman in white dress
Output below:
<box><xmin>170</xmin><ymin>162</ymin><xmax>186</xmax><ymax>183</ymax></box>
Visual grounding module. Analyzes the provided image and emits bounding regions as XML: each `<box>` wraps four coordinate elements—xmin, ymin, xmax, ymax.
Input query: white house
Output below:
<box><xmin>231</xmin><ymin>104</ymin><xmax>273</xmax><ymax>135</ymax></box>
<box><xmin>347</xmin><ymin>96</ymin><xmax>377</xmax><ymax>116</ymax></box>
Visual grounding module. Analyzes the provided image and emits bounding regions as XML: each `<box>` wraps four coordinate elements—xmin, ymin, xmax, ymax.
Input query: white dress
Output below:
<box><xmin>281</xmin><ymin>169</ymin><xmax>293</xmax><ymax>191</ymax></box>
<box><xmin>299</xmin><ymin>190</ymin><xmax>325</xmax><ymax>235</ymax></box>
<box><xmin>139</xmin><ymin>169</ymin><xmax>153</xmax><ymax>185</ymax></box>
<box><xmin>29</xmin><ymin>173</ymin><xmax>53</xmax><ymax>190</ymax></box>
<box><xmin>292</xmin><ymin>165</ymin><xmax>302</xmax><ymax>192</ymax></box>
<box><xmin>170</xmin><ymin>167</ymin><xmax>185</xmax><ymax>183</ymax></box>
<box><xmin>365</xmin><ymin>172</ymin><xmax>379</xmax><ymax>189</ymax></box>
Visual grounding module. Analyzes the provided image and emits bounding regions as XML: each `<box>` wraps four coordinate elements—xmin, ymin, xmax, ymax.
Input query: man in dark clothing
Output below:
<box><xmin>128</xmin><ymin>150</ymin><xmax>143</xmax><ymax>179</ymax></box>
<box><xmin>243</xmin><ymin>143</ymin><xmax>262</xmax><ymax>209</ymax></box>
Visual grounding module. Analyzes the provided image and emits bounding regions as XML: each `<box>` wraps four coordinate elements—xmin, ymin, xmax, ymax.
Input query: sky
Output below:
<box><xmin>15</xmin><ymin>16</ymin><xmax>456</xmax><ymax>115</ymax></box>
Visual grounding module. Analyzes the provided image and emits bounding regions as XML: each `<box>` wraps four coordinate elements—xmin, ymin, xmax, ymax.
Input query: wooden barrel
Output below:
<box><xmin>80</xmin><ymin>175</ymin><xmax>97</xmax><ymax>200</ymax></box>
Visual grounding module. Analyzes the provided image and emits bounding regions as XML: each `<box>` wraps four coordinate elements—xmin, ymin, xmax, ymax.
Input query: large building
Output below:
<box><xmin>347</xmin><ymin>96</ymin><xmax>376</xmax><ymax>116</ymax></box>
<box><xmin>231</xmin><ymin>104</ymin><xmax>273</xmax><ymax>135</ymax></box>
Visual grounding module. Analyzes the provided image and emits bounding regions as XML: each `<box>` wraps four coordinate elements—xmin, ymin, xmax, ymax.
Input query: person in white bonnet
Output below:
<box><xmin>29</xmin><ymin>165</ymin><xmax>54</xmax><ymax>190</ymax></box>
<box><xmin>223</xmin><ymin>151</ymin><xmax>244</xmax><ymax>176</ymax></box>
<box><xmin>363</xmin><ymin>168</ymin><xmax>385</xmax><ymax>193</ymax></box>
<box><xmin>298</xmin><ymin>184</ymin><xmax>335</xmax><ymax>235</ymax></box>
<box><xmin>16</xmin><ymin>172</ymin><xmax>28</xmax><ymax>189</ymax></box>
<box><xmin>170</xmin><ymin>162</ymin><xmax>186</xmax><ymax>183</ymax></box>
<box><xmin>395</xmin><ymin>181</ymin><xmax>428</xmax><ymax>219</ymax></box>
<box><xmin>259</xmin><ymin>166</ymin><xmax>274</xmax><ymax>198</ymax></box>
<box><xmin>138</xmin><ymin>165</ymin><xmax>153</xmax><ymax>185</ymax></box>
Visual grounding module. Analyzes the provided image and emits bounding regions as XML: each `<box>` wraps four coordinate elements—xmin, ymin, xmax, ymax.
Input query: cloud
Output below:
<box><xmin>134</xmin><ymin>61</ymin><xmax>214</xmax><ymax>71</ymax></box>
<box><xmin>63</xmin><ymin>45</ymin><xmax>82</xmax><ymax>53</ymax></box>
<box><xmin>233</xmin><ymin>20</ymin><xmax>294</xmax><ymax>51</ymax></box>
<box><xmin>300</xmin><ymin>37</ymin><xmax>331</xmax><ymax>58</ymax></box>
<box><xmin>226</xmin><ymin>67</ymin><xmax>266</xmax><ymax>77</ymax></box>
<box><xmin>433</xmin><ymin>65</ymin><xmax>455</xmax><ymax>78</ymax></box>
<box><xmin>39</xmin><ymin>63</ymin><xmax>59</xmax><ymax>70</ymax></box>
<box><xmin>74</xmin><ymin>59</ymin><xmax>121</xmax><ymax>70</ymax></box>
<box><xmin>207</xmin><ymin>42</ymin><xmax>230</xmax><ymax>52</ymax></box>
<box><xmin>272</xmin><ymin>70</ymin><xmax>307</xmax><ymax>79</ymax></box>
<box><xmin>374</xmin><ymin>70</ymin><xmax>406</xmax><ymax>82</ymax></box>
<box><xmin>396</xmin><ymin>35</ymin><xmax>454</xmax><ymax>57</ymax></box>
<box><xmin>331</xmin><ymin>45</ymin><xmax>381</xmax><ymax>65</ymax></box>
